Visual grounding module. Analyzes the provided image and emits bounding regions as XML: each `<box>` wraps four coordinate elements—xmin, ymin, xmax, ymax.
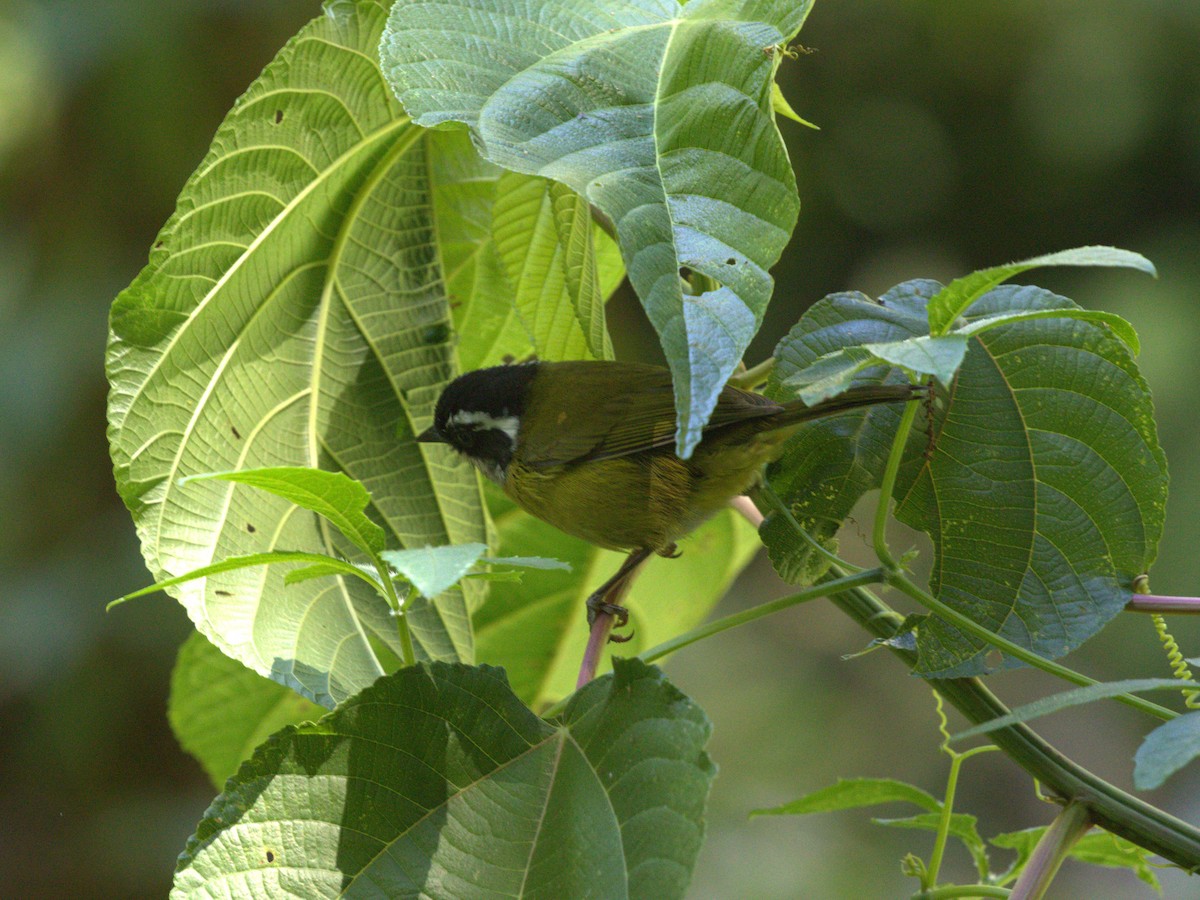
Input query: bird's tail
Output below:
<box><xmin>776</xmin><ymin>383</ymin><xmax>925</xmax><ymax>425</ymax></box>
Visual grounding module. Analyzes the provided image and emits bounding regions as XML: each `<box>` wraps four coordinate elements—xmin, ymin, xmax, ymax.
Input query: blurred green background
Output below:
<box><xmin>3</xmin><ymin>0</ymin><xmax>1198</xmax><ymax>896</ymax></box>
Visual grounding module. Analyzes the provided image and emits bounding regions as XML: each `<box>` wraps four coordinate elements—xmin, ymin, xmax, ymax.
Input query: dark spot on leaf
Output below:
<box><xmin>422</xmin><ymin>323</ymin><xmax>450</xmax><ymax>346</ymax></box>
<box><xmin>679</xmin><ymin>267</ymin><xmax>691</xmax><ymax>280</ymax></box>
<box><xmin>231</xmin><ymin>425</ymin><xmax>241</xmax><ymax>439</ymax></box>
<box><xmin>265</xmin><ymin>849</ymin><xmax>276</xmax><ymax>863</ymax></box>
<box><xmin>726</xmin><ymin>258</ymin><xmax>737</xmax><ymax>266</ymax></box>
<box><xmin>215</xmin><ymin>590</ymin><xmax>232</xmax><ymax>597</ymax></box>
<box><xmin>154</xmin><ymin>241</ymin><xmax>164</xmax><ymax>249</ymax></box>
<box><xmin>247</xmin><ymin>523</ymin><xmax>256</xmax><ymax>534</ymax></box>
<box><xmin>274</xmin><ymin>110</ymin><xmax>283</xmax><ymax>124</ymax></box>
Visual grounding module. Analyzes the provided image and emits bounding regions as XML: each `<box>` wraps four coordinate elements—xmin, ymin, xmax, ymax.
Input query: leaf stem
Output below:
<box><xmin>887</xmin><ymin>570</ymin><xmax>1176</xmax><ymax>722</ymax></box>
<box><xmin>376</xmin><ymin>558</ymin><xmax>416</xmax><ymax>668</ymax></box>
<box><xmin>729</xmin><ymin>357</ymin><xmax>776</xmax><ymax>390</ymax></box>
<box><xmin>1007</xmin><ymin>802</ymin><xmax>1092</xmax><ymax>900</ymax></box>
<box><xmin>638</xmin><ymin>568</ymin><xmax>886</xmax><ymax>665</ymax></box>
<box><xmin>913</xmin><ymin>886</ymin><xmax>1010</xmax><ymax>899</ymax></box>
<box><xmin>873</xmin><ymin>395</ymin><xmax>922</xmax><ymax>571</ymax></box>
<box><xmin>1128</xmin><ymin>594</ymin><xmax>1200</xmax><ymax>614</ymax></box>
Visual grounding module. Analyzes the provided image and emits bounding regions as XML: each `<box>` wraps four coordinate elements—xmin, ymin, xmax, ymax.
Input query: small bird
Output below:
<box><xmin>418</xmin><ymin>360</ymin><xmax>919</xmax><ymax>632</ymax></box>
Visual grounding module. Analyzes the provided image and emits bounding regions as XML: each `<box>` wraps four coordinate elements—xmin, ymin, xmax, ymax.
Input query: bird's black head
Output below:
<box><xmin>417</xmin><ymin>362</ymin><xmax>540</xmax><ymax>483</ymax></box>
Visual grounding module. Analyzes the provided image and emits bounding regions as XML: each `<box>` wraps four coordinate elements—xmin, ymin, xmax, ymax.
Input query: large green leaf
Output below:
<box><xmin>474</xmin><ymin>490</ymin><xmax>760</xmax><ymax>708</ymax></box>
<box><xmin>765</xmin><ymin>280</ymin><xmax>1167</xmax><ymax>677</ymax></box>
<box><xmin>436</xmin><ymin>149</ymin><xmax>624</xmax><ymax>369</ymax></box>
<box><xmin>106</xmin><ymin>0</ymin><xmax>486</xmax><ymax>707</ymax></box>
<box><xmin>173</xmin><ymin>660</ymin><xmax>714</xmax><ymax>899</ymax></box>
<box><xmin>169</xmin><ymin>632</ymin><xmax>323</xmax><ymax>789</ymax></box>
<box><xmin>381</xmin><ymin>0</ymin><xmax>809</xmax><ymax>456</ymax></box>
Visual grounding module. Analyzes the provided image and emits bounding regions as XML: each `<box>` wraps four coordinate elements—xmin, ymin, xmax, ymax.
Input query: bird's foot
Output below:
<box><xmin>586</xmin><ymin>595</ymin><xmax>633</xmax><ymax>643</ymax></box>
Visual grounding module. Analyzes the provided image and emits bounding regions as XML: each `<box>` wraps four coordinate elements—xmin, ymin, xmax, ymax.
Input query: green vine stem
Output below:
<box><xmin>827</xmin><ymin>576</ymin><xmax>1200</xmax><ymax>871</ymax></box>
<box><xmin>1007</xmin><ymin>802</ymin><xmax>1092</xmax><ymax>900</ymax></box>
<box><xmin>914</xmin><ymin>886</ymin><xmax>1010</xmax><ymax>899</ymax></box>
<box><xmin>1151</xmin><ymin>614</ymin><xmax>1200</xmax><ymax>709</ymax></box>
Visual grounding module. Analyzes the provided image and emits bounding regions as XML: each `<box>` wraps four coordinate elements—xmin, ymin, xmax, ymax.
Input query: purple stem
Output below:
<box><xmin>1128</xmin><ymin>594</ymin><xmax>1200</xmax><ymax>614</ymax></box>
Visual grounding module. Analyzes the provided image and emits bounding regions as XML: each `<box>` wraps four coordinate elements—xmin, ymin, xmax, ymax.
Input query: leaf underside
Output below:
<box><xmin>381</xmin><ymin>0</ymin><xmax>810</xmax><ymax>456</ymax></box>
<box><xmin>106</xmin><ymin>0</ymin><xmax>487</xmax><ymax>707</ymax></box>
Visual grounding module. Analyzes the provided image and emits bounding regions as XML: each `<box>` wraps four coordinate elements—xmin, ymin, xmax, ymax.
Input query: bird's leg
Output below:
<box><xmin>577</xmin><ymin>548</ymin><xmax>653</xmax><ymax>689</ymax></box>
<box><xmin>585</xmin><ymin>547</ymin><xmax>652</xmax><ymax>637</ymax></box>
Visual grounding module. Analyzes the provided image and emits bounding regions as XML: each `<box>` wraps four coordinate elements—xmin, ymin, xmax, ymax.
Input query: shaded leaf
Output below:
<box><xmin>765</xmin><ymin>274</ymin><xmax>1166</xmax><ymax>677</ymax></box>
<box><xmin>1134</xmin><ymin>711</ymin><xmax>1200</xmax><ymax>790</ymax></box>
<box><xmin>381</xmin><ymin>0</ymin><xmax>811</xmax><ymax>456</ymax></box>
<box><xmin>752</xmin><ymin>777</ymin><xmax>941</xmax><ymax>817</ymax></box>
<box><xmin>106</xmin><ymin>0</ymin><xmax>484</xmax><ymax>707</ymax></box>
<box><xmin>174</xmin><ymin>659</ymin><xmax>713</xmax><ymax>900</ymax></box>
<box><xmin>894</xmin><ymin>283</ymin><xmax>1166</xmax><ymax>676</ymax></box>
<box><xmin>169</xmin><ymin>632</ymin><xmax>322</xmax><ymax>789</ymax></box>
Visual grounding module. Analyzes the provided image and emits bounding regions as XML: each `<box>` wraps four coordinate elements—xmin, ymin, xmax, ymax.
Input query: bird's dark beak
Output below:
<box><xmin>416</xmin><ymin>425</ymin><xmax>444</xmax><ymax>444</ymax></box>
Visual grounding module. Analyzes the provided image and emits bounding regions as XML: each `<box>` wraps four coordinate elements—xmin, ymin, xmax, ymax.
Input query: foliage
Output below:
<box><xmin>102</xmin><ymin>0</ymin><xmax>1200</xmax><ymax>896</ymax></box>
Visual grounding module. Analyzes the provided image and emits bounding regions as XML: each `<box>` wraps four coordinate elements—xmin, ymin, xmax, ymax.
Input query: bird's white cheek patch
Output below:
<box><xmin>448</xmin><ymin>410</ymin><xmax>520</xmax><ymax>444</ymax></box>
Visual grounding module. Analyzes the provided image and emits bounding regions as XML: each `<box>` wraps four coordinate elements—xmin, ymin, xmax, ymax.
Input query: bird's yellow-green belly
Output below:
<box><xmin>504</xmin><ymin>432</ymin><xmax>788</xmax><ymax>551</ymax></box>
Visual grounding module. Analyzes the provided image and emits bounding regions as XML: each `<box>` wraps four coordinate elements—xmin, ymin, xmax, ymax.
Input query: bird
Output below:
<box><xmin>417</xmin><ymin>360</ymin><xmax>920</xmax><ymax>635</ymax></box>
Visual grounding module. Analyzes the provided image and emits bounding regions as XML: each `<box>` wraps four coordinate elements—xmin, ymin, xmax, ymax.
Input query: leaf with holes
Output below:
<box><xmin>381</xmin><ymin>0</ymin><xmax>811</xmax><ymax>456</ymax></box>
<box><xmin>173</xmin><ymin>660</ymin><xmax>714</xmax><ymax>899</ymax></box>
<box><xmin>763</xmin><ymin>274</ymin><xmax>1165</xmax><ymax>677</ymax></box>
<box><xmin>106</xmin><ymin>0</ymin><xmax>487</xmax><ymax>708</ymax></box>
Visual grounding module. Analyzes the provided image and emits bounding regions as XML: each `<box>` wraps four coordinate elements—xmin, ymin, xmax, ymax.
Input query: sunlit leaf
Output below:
<box><xmin>169</xmin><ymin>632</ymin><xmax>322</xmax><ymax>789</ymax></box>
<box><xmin>927</xmin><ymin>246</ymin><xmax>1154</xmax><ymax>335</ymax></box>
<box><xmin>381</xmin><ymin>0</ymin><xmax>812</xmax><ymax>456</ymax></box>
<box><xmin>106</xmin><ymin>0</ymin><xmax>485</xmax><ymax>707</ymax></box>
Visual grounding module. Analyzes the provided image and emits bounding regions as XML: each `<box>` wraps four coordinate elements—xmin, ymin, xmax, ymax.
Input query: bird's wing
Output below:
<box><xmin>518</xmin><ymin>361</ymin><xmax>782</xmax><ymax>467</ymax></box>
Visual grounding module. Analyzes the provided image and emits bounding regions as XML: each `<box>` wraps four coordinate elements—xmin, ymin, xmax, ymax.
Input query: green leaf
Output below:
<box><xmin>956</xmin><ymin>307</ymin><xmax>1140</xmax><ymax>355</ymax></box>
<box><xmin>752</xmin><ymin>777</ymin><xmax>941</xmax><ymax>817</ymax></box>
<box><xmin>474</xmin><ymin>489</ymin><xmax>760</xmax><ymax>709</ymax></box>
<box><xmin>174</xmin><ymin>659</ymin><xmax>714</xmax><ymax>899</ymax></box>
<box><xmin>872</xmin><ymin>812</ymin><xmax>989</xmax><ymax>875</ymax></box>
<box><xmin>771</xmin><ymin>81</ymin><xmax>818</xmax><ymax>129</ymax></box>
<box><xmin>110</xmin><ymin>550</ymin><xmax>380</xmax><ymax>611</ymax></box>
<box><xmin>381</xmin><ymin>542</ymin><xmax>488</xmax><ymax>598</ymax></box>
<box><xmin>950</xmin><ymin>679</ymin><xmax>1200</xmax><ymax>743</ymax></box>
<box><xmin>185</xmin><ymin>467</ymin><xmax>385</xmax><ymax>555</ymax></box>
<box><xmin>493</xmin><ymin>173</ymin><xmax>617</xmax><ymax>361</ymax></box>
<box><xmin>381</xmin><ymin>0</ymin><xmax>811</xmax><ymax>457</ymax></box>
<box><xmin>927</xmin><ymin>246</ymin><xmax>1155</xmax><ymax>335</ymax></box>
<box><xmin>767</xmin><ymin>277</ymin><xmax>1168</xmax><ymax>677</ymax></box>
<box><xmin>991</xmin><ymin>827</ymin><xmax>1161</xmax><ymax>890</ymax></box>
<box><xmin>105</xmin><ymin>0</ymin><xmax>485</xmax><ymax>707</ymax></box>
<box><xmin>762</xmin><ymin>285</ymin><xmax>931</xmax><ymax>562</ymax></box>
<box><xmin>1134</xmin><ymin>710</ymin><xmax>1200</xmax><ymax>790</ymax></box>
<box><xmin>169</xmin><ymin>632</ymin><xmax>323</xmax><ymax>789</ymax></box>
<box><xmin>894</xmin><ymin>282</ymin><xmax>1168</xmax><ymax>676</ymax></box>
<box><xmin>482</xmin><ymin>555</ymin><xmax>573</xmax><ymax>571</ymax></box>
<box><xmin>784</xmin><ymin>334</ymin><xmax>966</xmax><ymax>403</ymax></box>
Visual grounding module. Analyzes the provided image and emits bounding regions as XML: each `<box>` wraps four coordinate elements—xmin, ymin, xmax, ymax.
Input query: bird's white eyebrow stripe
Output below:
<box><xmin>449</xmin><ymin>410</ymin><xmax>519</xmax><ymax>442</ymax></box>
